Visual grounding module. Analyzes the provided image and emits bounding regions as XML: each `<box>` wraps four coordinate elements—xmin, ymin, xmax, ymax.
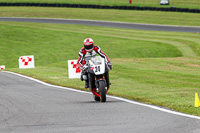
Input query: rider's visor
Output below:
<box><xmin>85</xmin><ymin>44</ymin><xmax>93</xmax><ymax>50</ymax></box>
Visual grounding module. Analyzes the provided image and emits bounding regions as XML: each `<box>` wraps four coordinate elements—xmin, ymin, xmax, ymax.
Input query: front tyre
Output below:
<box><xmin>99</xmin><ymin>81</ymin><xmax>106</xmax><ymax>102</ymax></box>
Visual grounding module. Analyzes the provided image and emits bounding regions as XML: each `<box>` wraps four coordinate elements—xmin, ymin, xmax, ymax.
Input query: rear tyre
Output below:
<box><xmin>99</xmin><ymin>81</ymin><xmax>106</xmax><ymax>102</ymax></box>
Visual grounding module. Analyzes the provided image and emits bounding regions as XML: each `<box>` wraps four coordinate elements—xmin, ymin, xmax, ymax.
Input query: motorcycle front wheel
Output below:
<box><xmin>99</xmin><ymin>81</ymin><xmax>106</xmax><ymax>102</ymax></box>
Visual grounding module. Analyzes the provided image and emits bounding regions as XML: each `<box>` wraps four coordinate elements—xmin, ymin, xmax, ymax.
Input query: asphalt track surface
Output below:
<box><xmin>1</xmin><ymin>71</ymin><xmax>200</xmax><ymax>133</ymax></box>
<box><xmin>1</xmin><ymin>17</ymin><xmax>200</xmax><ymax>33</ymax></box>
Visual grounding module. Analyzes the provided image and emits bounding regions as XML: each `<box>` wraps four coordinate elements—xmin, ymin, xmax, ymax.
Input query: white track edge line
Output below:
<box><xmin>3</xmin><ymin>70</ymin><xmax>200</xmax><ymax>120</ymax></box>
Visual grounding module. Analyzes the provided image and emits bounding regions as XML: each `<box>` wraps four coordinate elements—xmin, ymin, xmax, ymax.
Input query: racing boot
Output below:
<box><xmin>85</xmin><ymin>80</ymin><xmax>89</xmax><ymax>88</ymax></box>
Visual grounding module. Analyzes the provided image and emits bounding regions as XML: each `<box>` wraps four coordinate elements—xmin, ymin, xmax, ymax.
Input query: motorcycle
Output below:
<box><xmin>84</xmin><ymin>56</ymin><xmax>111</xmax><ymax>102</ymax></box>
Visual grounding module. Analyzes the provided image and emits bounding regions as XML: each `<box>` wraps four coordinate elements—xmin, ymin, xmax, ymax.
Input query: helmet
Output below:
<box><xmin>83</xmin><ymin>38</ymin><xmax>94</xmax><ymax>52</ymax></box>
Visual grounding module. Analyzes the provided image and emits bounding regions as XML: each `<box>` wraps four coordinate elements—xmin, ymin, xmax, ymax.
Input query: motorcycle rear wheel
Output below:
<box><xmin>99</xmin><ymin>81</ymin><xmax>106</xmax><ymax>102</ymax></box>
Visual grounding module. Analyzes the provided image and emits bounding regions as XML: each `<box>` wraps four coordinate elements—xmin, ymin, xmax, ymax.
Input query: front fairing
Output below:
<box><xmin>88</xmin><ymin>56</ymin><xmax>110</xmax><ymax>75</ymax></box>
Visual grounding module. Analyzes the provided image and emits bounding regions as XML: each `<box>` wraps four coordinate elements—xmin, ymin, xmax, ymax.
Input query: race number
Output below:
<box><xmin>95</xmin><ymin>66</ymin><xmax>101</xmax><ymax>72</ymax></box>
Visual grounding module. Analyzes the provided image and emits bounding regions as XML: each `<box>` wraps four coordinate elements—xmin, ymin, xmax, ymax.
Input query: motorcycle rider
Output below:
<box><xmin>77</xmin><ymin>38</ymin><xmax>112</xmax><ymax>88</ymax></box>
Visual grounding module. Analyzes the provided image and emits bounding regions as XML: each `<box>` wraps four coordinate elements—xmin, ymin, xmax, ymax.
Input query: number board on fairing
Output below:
<box><xmin>95</xmin><ymin>66</ymin><xmax>101</xmax><ymax>72</ymax></box>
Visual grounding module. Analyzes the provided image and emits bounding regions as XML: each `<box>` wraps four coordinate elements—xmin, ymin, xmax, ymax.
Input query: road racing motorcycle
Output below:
<box><xmin>84</xmin><ymin>56</ymin><xmax>111</xmax><ymax>102</ymax></box>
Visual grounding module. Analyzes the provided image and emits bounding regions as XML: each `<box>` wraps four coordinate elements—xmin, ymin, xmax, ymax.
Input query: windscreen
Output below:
<box><xmin>91</xmin><ymin>56</ymin><xmax>102</xmax><ymax>65</ymax></box>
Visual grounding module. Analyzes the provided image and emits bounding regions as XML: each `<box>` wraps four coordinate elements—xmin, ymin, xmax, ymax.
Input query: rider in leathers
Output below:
<box><xmin>77</xmin><ymin>38</ymin><xmax>112</xmax><ymax>88</ymax></box>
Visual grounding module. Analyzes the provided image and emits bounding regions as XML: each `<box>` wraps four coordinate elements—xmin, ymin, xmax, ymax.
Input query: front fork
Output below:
<box><xmin>95</xmin><ymin>74</ymin><xmax>107</xmax><ymax>93</ymax></box>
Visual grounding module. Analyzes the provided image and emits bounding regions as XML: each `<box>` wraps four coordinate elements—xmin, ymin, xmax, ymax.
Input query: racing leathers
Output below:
<box><xmin>77</xmin><ymin>45</ymin><xmax>111</xmax><ymax>88</ymax></box>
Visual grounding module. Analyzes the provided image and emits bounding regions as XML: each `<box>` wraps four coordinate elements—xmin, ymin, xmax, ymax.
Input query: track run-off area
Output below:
<box><xmin>1</xmin><ymin>17</ymin><xmax>200</xmax><ymax>133</ymax></box>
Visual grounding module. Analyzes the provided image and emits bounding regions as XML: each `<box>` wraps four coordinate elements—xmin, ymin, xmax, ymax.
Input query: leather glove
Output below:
<box><xmin>108</xmin><ymin>62</ymin><xmax>113</xmax><ymax>70</ymax></box>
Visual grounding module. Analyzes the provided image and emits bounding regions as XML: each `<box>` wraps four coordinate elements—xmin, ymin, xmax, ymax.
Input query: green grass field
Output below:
<box><xmin>1</xmin><ymin>16</ymin><xmax>200</xmax><ymax>116</ymax></box>
<box><xmin>0</xmin><ymin>0</ymin><xmax>200</xmax><ymax>9</ymax></box>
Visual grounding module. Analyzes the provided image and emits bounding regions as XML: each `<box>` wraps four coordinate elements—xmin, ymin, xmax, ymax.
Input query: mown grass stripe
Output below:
<box><xmin>3</xmin><ymin>22</ymin><xmax>195</xmax><ymax>57</ymax></box>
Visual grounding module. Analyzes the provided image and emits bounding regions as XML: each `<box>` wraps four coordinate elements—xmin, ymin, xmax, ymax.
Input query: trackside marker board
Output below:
<box><xmin>68</xmin><ymin>60</ymin><xmax>81</xmax><ymax>79</ymax></box>
<box><xmin>0</xmin><ymin>65</ymin><xmax>5</xmax><ymax>70</ymax></box>
<box><xmin>19</xmin><ymin>55</ymin><xmax>35</xmax><ymax>69</ymax></box>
